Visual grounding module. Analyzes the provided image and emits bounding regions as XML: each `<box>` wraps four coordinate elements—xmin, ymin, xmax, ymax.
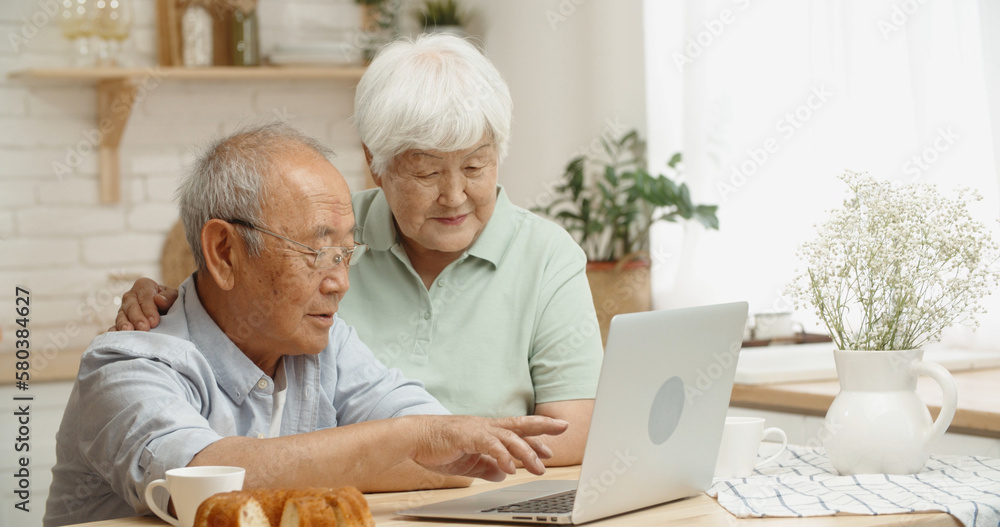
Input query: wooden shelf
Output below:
<box><xmin>9</xmin><ymin>65</ymin><xmax>368</xmax><ymax>82</ymax></box>
<box><xmin>8</xmin><ymin>66</ymin><xmax>366</xmax><ymax>203</ymax></box>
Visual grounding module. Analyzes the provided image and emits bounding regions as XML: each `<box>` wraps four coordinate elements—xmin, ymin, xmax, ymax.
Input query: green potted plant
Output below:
<box><xmin>417</xmin><ymin>0</ymin><xmax>467</xmax><ymax>36</ymax></box>
<box><xmin>533</xmin><ymin>129</ymin><xmax>719</xmax><ymax>344</ymax></box>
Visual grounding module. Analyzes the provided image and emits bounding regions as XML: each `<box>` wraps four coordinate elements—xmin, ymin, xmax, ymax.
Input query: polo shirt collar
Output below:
<box><xmin>466</xmin><ymin>186</ymin><xmax>516</xmax><ymax>267</ymax></box>
<box><xmin>359</xmin><ymin>185</ymin><xmax>518</xmax><ymax>268</ymax></box>
<box><xmin>360</xmin><ymin>190</ymin><xmax>398</xmax><ymax>252</ymax></box>
<box><xmin>179</xmin><ymin>276</ymin><xmax>270</xmax><ymax>405</ymax></box>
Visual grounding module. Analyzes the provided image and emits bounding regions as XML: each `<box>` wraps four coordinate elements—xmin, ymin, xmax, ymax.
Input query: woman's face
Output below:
<box><xmin>374</xmin><ymin>137</ymin><xmax>499</xmax><ymax>257</ymax></box>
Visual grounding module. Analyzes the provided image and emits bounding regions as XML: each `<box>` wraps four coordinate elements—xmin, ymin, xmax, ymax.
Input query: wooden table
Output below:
<box><xmin>65</xmin><ymin>466</ymin><xmax>959</xmax><ymax>527</ymax></box>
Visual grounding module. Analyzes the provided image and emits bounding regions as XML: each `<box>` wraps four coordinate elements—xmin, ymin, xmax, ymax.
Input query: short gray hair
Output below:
<box><xmin>353</xmin><ymin>34</ymin><xmax>513</xmax><ymax>176</ymax></box>
<box><xmin>177</xmin><ymin>121</ymin><xmax>335</xmax><ymax>270</ymax></box>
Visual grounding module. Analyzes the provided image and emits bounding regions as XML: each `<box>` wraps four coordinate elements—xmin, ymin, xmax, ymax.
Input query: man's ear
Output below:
<box><xmin>201</xmin><ymin>219</ymin><xmax>241</xmax><ymax>291</ymax></box>
<box><xmin>363</xmin><ymin>144</ymin><xmax>383</xmax><ymax>188</ymax></box>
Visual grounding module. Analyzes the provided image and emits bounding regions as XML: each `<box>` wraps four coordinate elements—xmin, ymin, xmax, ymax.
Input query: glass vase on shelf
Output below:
<box><xmin>230</xmin><ymin>0</ymin><xmax>259</xmax><ymax>66</ymax></box>
<box><xmin>60</xmin><ymin>0</ymin><xmax>95</xmax><ymax>67</ymax></box>
<box><xmin>94</xmin><ymin>0</ymin><xmax>133</xmax><ymax>67</ymax></box>
<box><xmin>182</xmin><ymin>0</ymin><xmax>215</xmax><ymax>67</ymax></box>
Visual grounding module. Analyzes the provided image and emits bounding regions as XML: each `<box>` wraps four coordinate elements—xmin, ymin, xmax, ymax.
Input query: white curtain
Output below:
<box><xmin>644</xmin><ymin>0</ymin><xmax>1000</xmax><ymax>349</ymax></box>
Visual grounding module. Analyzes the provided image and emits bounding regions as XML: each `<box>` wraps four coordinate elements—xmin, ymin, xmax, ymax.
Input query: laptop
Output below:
<box><xmin>400</xmin><ymin>301</ymin><xmax>749</xmax><ymax>525</ymax></box>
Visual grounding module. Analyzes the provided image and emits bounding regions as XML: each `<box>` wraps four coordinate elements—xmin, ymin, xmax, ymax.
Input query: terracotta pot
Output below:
<box><xmin>585</xmin><ymin>258</ymin><xmax>651</xmax><ymax>347</ymax></box>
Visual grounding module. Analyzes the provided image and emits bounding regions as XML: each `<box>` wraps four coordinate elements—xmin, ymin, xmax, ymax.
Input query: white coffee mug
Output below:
<box><xmin>144</xmin><ymin>466</ymin><xmax>245</xmax><ymax>527</ymax></box>
<box><xmin>714</xmin><ymin>417</ymin><xmax>787</xmax><ymax>479</ymax></box>
<box><xmin>753</xmin><ymin>312</ymin><xmax>796</xmax><ymax>340</ymax></box>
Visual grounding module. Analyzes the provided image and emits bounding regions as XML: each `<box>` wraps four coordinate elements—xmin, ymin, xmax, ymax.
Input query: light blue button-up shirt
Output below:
<box><xmin>44</xmin><ymin>277</ymin><xmax>448</xmax><ymax>527</ymax></box>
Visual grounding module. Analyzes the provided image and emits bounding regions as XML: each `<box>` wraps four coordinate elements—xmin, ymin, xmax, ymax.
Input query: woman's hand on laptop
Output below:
<box><xmin>114</xmin><ymin>278</ymin><xmax>177</xmax><ymax>331</ymax></box>
<box><xmin>411</xmin><ymin>415</ymin><xmax>568</xmax><ymax>482</ymax></box>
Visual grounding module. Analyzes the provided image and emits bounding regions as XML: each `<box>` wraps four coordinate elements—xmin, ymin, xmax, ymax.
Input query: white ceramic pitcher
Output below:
<box><xmin>822</xmin><ymin>349</ymin><xmax>957</xmax><ymax>475</ymax></box>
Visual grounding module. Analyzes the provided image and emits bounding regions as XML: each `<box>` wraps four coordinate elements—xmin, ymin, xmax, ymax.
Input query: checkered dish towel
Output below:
<box><xmin>707</xmin><ymin>444</ymin><xmax>1000</xmax><ymax>527</ymax></box>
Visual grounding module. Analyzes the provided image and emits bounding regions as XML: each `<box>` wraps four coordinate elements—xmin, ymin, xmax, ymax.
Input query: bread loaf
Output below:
<box><xmin>194</xmin><ymin>487</ymin><xmax>373</xmax><ymax>527</ymax></box>
<box><xmin>193</xmin><ymin>491</ymin><xmax>270</xmax><ymax>527</ymax></box>
<box><xmin>280</xmin><ymin>497</ymin><xmax>337</xmax><ymax>527</ymax></box>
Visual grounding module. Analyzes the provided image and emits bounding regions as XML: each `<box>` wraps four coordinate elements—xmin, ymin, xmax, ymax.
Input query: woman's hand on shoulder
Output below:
<box><xmin>113</xmin><ymin>278</ymin><xmax>178</xmax><ymax>331</ymax></box>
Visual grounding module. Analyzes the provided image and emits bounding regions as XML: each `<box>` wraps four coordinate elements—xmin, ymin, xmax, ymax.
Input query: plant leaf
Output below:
<box><xmin>693</xmin><ymin>205</ymin><xmax>720</xmax><ymax>229</ymax></box>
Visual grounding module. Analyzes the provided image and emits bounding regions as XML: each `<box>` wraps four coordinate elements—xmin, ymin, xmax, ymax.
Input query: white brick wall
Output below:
<box><xmin>0</xmin><ymin>239</ymin><xmax>79</xmax><ymax>269</ymax></box>
<box><xmin>17</xmin><ymin>207</ymin><xmax>126</xmax><ymax>236</ymax></box>
<box><xmin>0</xmin><ymin>212</ymin><xmax>13</xmax><ymax>237</ymax></box>
<box><xmin>35</xmin><ymin>177</ymin><xmax>102</xmax><ymax>205</ymax></box>
<box><xmin>126</xmin><ymin>203</ymin><xmax>178</xmax><ymax>232</ymax></box>
<box><xmin>0</xmin><ymin>0</ymin><xmax>369</xmax><ymax>361</ymax></box>
<box><xmin>82</xmin><ymin>233</ymin><xmax>166</xmax><ymax>265</ymax></box>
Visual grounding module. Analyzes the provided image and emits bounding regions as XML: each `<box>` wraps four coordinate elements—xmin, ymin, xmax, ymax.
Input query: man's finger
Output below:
<box><xmin>133</xmin><ymin>279</ymin><xmax>163</xmax><ymax>328</ymax></box>
<box><xmin>473</xmin><ymin>432</ymin><xmax>518</xmax><ymax>476</ymax></box>
<box><xmin>113</xmin><ymin>311</ymin><xmax>133</xmax><ymax>332</ymax></box>
<box><xmin>121</xmin><ymin>293</ymin><xmax>149</xmax><ymax>331</ymax></box>
<box><xmin>496</xmin><ymin>416</ymin><xmax>569</xmax><ymax>437</ymax></box>
<box><xmin>488</xmin><ymin>428</ymin><xmax>546</xmax><ymax>476</ymax></box>
<box><xmin>522</xmin><ymin>436</ymin><xmax>554</xmax><ymax>460</ymax></box>
<box><xmin>463</xmin><ymin>455</ymin><xmax>506</xmax><ymax>482</ymax></box>
<box><xmin>153</xmin><ymin>287</ymin><xmax>179</xmax><ymax>316</ymax></box>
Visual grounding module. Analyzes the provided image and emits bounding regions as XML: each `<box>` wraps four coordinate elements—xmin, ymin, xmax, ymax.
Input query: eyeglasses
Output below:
<box><xmin>227</xmin><ymin>219</ymin><xmax>367</xmax><ymax>269</ymax></box>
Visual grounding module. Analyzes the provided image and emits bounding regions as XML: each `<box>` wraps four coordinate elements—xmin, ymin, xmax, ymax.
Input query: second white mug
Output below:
<box><xmin>714</xmin><ymin>416</ymin><xmax>787</xmax><ymax>479</ymax></box>
<box><xmin>144</xmin><ymin>465</ymin><xmax>245</xmax><ymax>527</ymax></box>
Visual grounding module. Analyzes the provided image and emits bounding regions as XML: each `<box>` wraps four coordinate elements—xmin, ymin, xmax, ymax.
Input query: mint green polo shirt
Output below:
<box><xmin>339</xmin><ymin>186</ymin><xmax>604</xmax><ymax>417</ymax></box>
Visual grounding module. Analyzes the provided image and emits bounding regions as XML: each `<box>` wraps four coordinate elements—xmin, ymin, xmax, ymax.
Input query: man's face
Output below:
<box><xmin>234</xmin><ymin>148</ymin><xmax>355</xmax><ymax>358</ymax></box>
<box><xmin>376</xmin><ymin>137</ymin><xmax>499</xmax><ymax>257</ymax></box>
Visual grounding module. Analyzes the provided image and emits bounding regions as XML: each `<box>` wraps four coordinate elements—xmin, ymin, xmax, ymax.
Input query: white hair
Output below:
<box><xmin>177</xmin><ymin>121</ymin><xmax>335</xmax><ymax>270</ymax></box>
<box><xmin>353</xmin><ymin>34</ymin><xmax>513</xmax><ymax>176</ymax></box>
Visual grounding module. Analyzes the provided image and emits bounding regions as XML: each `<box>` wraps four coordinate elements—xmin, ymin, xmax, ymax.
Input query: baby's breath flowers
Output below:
<box><xmin>787</xmin><ymin>170</ymin><xmax>1000</xmax><ymax>351</ymax></box>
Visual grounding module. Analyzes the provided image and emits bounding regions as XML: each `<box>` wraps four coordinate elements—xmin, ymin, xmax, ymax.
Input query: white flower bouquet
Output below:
<box><xmin>787</xmin><ymin>170</ymin><xmax>1000</xmax><ymax>351</ymax></box>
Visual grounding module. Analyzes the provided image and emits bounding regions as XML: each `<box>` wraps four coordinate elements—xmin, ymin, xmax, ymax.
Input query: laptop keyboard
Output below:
<box><xmin>481</xmin><ymin>490</ymin><xmax>576</xmax><ymax>514</ymax></box>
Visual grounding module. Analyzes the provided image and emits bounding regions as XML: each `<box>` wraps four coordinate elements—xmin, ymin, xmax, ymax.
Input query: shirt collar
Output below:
<box><xmin>466</xmin><ymin>186</ymin><xmax>517</xmax><ymax>268</ymax></box>
<box><xmin>359</xmin><ymin>185</ymin><xmax>518</xmax><ymax>269</ymax></box>
<box><xmin>175</xmin><ymin>276</ymin><xmax>271</xmax><ymax>405</ymax></box>
<box><xmin>359</xmin><ymin>189</ymin><xmax>398</xmax><ymax>252</ymax></box>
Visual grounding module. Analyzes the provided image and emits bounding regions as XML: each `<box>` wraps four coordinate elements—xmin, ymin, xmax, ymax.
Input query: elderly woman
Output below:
<box><xmin>116</xmin><ymin>35</ymin><xmax>603</xmax><ymax>465</ymax></box>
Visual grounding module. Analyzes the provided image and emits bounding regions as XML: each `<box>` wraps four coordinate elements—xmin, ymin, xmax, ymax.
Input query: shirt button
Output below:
<box><xmin>437</xmin><ymin>280</ymin><xmax>446</xmax><ymax>287</ymax></box>
<box><xmin>257</xmin><ymin>379</ymin><xmax>268</xmax><ymax>390</ymax></box>
<box><xmin>423</xmin><ymin>311</ymin><xmax>431</xmax><ymax>320</ymax></box>
<box><xmin>257</xmin><ymin>433</ymin><xmax>265</xmax><ymax>439</ymax></box>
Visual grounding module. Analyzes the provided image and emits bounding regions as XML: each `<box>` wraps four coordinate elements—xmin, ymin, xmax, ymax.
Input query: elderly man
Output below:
<box><xmin>43</xmin><ymin>123</ymin><xmax>565</xmax><ymax>527</ymax></box>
